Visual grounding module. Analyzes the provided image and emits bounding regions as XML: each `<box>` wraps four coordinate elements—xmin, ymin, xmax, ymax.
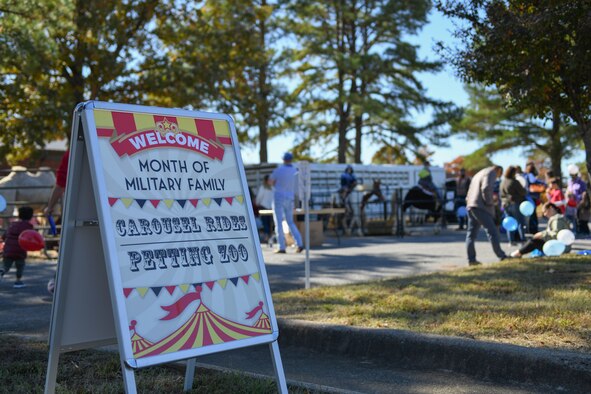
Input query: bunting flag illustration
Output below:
<box><xmin>132</xmin><ymin>286</ymin><xmax>271</xmax><ymax>358</ymax></box>
<box><xmin>179</xmin><ymin>284</ymin><xmax>191</xmax><ymax>293</ymax></box>
<box><xmin>137</xmin><ymin>287</ymin><xmax>149</xmax><ymax>298</ymax></box>
<box><xmin>165</xmin><ymin>286</ymin><xmax>176</xmax><ymax>296</ymax></box>
<box><xmin>107</xmin><ymin>195</ymin><xmax>243</xmax><ymax>209</ymax></box>
<box><xmin>121</xmin><ymin>198</ymin><xmax>134</xmax><ymax>208</ymax></box>
<box><xmin>151</xmin><ymin>287</ymin><xmax>163</xmax><ymax>297</ymax></box>
<box><xmin>122</xmin><ymin>271</ymin><xmax>259</xmax><ymax>299</ymax></box>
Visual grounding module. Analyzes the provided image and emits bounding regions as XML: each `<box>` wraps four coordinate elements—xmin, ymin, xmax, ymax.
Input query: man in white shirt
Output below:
<box><xmin>269</xmin><ymin>152</ymin><xmax>304</xmax><ymax>254</ymax></box>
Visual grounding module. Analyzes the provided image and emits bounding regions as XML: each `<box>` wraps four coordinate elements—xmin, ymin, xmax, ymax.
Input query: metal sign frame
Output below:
<box><xmin>45</xmin><ymin>101</ymin><xmax>287</xmax><ymax>393</ymax></box>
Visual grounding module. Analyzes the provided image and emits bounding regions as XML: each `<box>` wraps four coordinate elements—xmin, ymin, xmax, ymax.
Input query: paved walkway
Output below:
<box><xmin>2</xmin><ymin>225</ymin><xmax>590</xmax><ymax>392</ymax></box>
<box><xmin>262</xmin><ymin>227</ymin><xmax>530</xmax><ymax>292</ymax></box>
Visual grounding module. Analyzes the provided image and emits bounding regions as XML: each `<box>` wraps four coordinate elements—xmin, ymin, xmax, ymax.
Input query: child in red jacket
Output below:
<box><xmin>1</xmin><ymin>206</ymin><xmax>34</xmax><ymax>288</ymax></box>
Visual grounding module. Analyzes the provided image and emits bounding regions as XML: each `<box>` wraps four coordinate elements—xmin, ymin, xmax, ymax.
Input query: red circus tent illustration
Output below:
<box><xmin>129</xmin><ymin>320</ymin><xmax>154</xmax><ymax>354</ymax></box>
<box><xmin>253</xmin><ymin>312</ymin><xmax>271</xmax><ymax>330</ymax></box>
<box><xmin>131</xmin><ymin>286</ymin><xmax>272</xmax><ymax>358</ymax></box>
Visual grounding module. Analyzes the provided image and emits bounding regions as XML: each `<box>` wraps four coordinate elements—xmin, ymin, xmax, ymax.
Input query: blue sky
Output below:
<box><xmin>241</xmin><ymin>8</ymin><xmax>583</xmax><ymax>171</ymax></box>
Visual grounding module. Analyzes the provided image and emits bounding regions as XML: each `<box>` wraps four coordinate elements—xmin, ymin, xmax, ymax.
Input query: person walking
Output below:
<box><xmin>465</xmin><ymin>165</ymin><xmax>508</xmax><ymax>266</ymax></box>
<box><xmin>500</xmin><ymin>166</ymin><xmax>527</xmax><ymax>243</ymax></box>
<box><xmin>270</xmin><ymin>152</ymin><xmax>304</xmax><ymax>254</ymax></box>
<box><xmin>1</xmin><ymin>206</ymin><xmax>34</xmax><ymax>288</ymax></box>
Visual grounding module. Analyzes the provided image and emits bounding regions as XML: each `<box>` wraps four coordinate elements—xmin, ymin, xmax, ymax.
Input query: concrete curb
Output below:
<box><xmin>278</xmin><ymin>319</ymin><xmax>591</xmax><ymax>392</ymax></box>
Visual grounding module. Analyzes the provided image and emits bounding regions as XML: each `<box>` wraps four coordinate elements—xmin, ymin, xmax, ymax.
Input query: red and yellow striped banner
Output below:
<box><xmin>94</xmin><ymin>109</ymin><xmax>232</xmax><ymax>160</ymax></box>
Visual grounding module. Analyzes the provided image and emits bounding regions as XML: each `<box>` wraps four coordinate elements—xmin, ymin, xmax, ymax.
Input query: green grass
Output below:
<box><xmin>0</xmin><ymin>335</ymin><xmax>315</xmax><ymax>394</ymax></box>
<box><xmin>273</xmin><ymin>255</ymin><xmax>591</xmax><ymax>352</ymax></box>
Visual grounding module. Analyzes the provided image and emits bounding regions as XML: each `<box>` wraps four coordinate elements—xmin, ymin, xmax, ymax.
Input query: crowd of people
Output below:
<box><xmin>458</xmin><ymin>161</ymin><xmax>589</xmax><ymax>265</ymax></box>
<box><xmin>2</xmin><ymin>150</ymin><xmax>588</xmax><ymax>288</ymax></box>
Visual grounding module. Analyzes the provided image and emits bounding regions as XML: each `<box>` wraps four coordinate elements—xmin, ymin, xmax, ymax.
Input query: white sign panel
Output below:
<box><xmin>86</xmin><ymin>102</ymin><xmax>277</xmax><ymax>366</ymax></box>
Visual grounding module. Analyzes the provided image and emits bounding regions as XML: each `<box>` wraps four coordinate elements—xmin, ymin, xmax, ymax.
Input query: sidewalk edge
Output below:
<box><xmin>278</xmin><ymin>319</ymin><xmax>591</xmax><ymax>392</ymax></box>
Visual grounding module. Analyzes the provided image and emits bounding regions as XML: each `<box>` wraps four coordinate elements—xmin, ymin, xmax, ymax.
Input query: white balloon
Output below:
<box><xmin>557</xmin><ymin>229</ymin><xmax>576</xmax><ymax>246</ymax></box>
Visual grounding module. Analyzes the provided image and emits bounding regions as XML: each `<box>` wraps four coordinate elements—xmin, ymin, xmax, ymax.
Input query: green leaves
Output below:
<box><xmin>0</xmin><ymin>0</ymin><xmax>162</xmax><ymax>162</ymax></box>
<box><xmin>451</xmin><ymin>84</ymin><xmax>580</xmax><ymax>177</ymax></box>
<box><xmin>436</xmin><ymin>0</ymin><xmax>591</xmax><ymax>174</ymax></box>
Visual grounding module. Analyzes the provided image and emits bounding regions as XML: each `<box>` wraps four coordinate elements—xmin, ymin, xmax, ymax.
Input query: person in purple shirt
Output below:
<box><xmin>269</xmin><ymin>152</ymin><xmax>304</xmax><ymax>254</ymax></box>
<box><xmin>567</xmin><ymin>164</ymin><xmax>587</xmax><ymax>203</ymax></box>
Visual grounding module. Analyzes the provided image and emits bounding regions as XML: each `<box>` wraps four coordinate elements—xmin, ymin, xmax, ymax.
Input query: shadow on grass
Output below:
<box><xmin>0</xmin><ymin>335</ymin><xmax>314</xmax><ymax>393</ymax></box>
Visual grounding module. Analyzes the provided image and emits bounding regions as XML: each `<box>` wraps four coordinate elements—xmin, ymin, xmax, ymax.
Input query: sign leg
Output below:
<box><xmin>269</xmin><ymin>341</ymin><xmax>288</xmax><ymax>393</ymax></box>
<box><xmin>121</xmin><ymin>359</ymin><xmax>138</xmax><ymax>394</ymax></box>
<box><xmin>184</xmin><ymin>358</ymin><xmax>197</xmax><ymax>392</ymax></box>
<box><xmin>44</xmin><ymin>346</ymin><xmax>60</xmax><ymax>394</ymax></box>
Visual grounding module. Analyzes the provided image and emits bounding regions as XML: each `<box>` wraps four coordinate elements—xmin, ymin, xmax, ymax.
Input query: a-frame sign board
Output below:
<box><xmin>45</xmin><ymin>101</ymin><xmax>287</xmax><ymax>393</ymax></box>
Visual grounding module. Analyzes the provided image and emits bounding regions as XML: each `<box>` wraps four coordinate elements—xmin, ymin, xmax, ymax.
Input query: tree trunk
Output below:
<box><xmin>581</xmin><ymin>121</ymin><xmax>591</xmax><ymax>183</ymax></box>
<box><xmin>336</xmin><ymin>3</ymin><xmax>348</xmax><ymax>163</ymax></box>
<box><xmin>548</xmin><ymin>111</ymin><xmax>563</xmax><ymax>184</ymax></box>
<box><xmin>338</xmin><ymin>100</ymin><xmax>348</xmax><ymax>163</ymax></box>
<box><xmin>354</xmin><ymin>115</ymin><xmax>362</xmax><ymax>163</ymax></box>
<box><xmin>257</xmin><ymin>0</ymin><xmax>269</xmax><ymax>164</ymax></box>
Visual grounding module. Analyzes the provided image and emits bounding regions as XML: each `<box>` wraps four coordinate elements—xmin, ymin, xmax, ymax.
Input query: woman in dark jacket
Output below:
<box><xmin>500</xmin><ymin>166</ymin><xmax>527</xmax><ymax>243</ymax></box>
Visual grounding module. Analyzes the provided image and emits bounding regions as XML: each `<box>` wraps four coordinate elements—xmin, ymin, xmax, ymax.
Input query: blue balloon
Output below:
<box><xmin>577</xmin><ymin>250</ymin><xmax>591</xmax><ymax>255</ymax></box>
<box><xmin>502</xmin><ymin>216</ymin><xmax>518</xmax><ymax>232</ymax></box>
<box><xmin>542</xmin><ymin>240</ymin><xmax>566</xmax><ymax>257</ymax></box>
<box><xmin>0</xmin><ymin>194</ymin><xmax>5</xmax><ymax>212</ymax></box>
<box><xmin>457</xmin><ymin>206</ymin><xmax>467</xmax><ymax>218</ymax></box>
<box><xmin>519</xmin><ymin>201</ymin><xmax>535</xmax><ymax>216</ymax></box>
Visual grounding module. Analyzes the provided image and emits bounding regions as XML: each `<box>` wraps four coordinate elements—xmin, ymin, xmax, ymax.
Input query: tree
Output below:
<box><xmin>436</xmin><ymin>0</ymin><xmax>591</xmax><ymax>176</ymax></box>
<box><xmin>143</xmin><ymin>0</ymin><xmax>287</xmax><ymax>163</ymax></box>
<box><xmin>284</xmin><ymin>0</ymin><xmax>454</xmax><ymax>163</ymax></box>
<box><xmin>452</xmin><ymin>85</ymin><xmax>581</xmax><ymax>178</ymax></box>
<box><xmin>0</xmin><ymin>0</ymin><xmax>162</xmax><ymax>162</ymax></box>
